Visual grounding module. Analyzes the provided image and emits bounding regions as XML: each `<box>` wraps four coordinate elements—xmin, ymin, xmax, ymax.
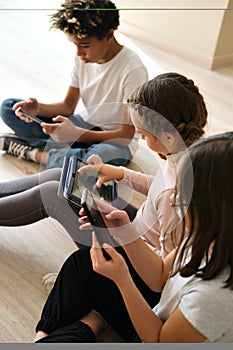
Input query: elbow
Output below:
<box><xmin>127</xmin><ymin>126</ymin><xmax>136</xmax><ymax>141</ymax></box>
<box><xmin>141</xmin><ymin>329</ymin><xmax>162</xmax><ymax>343</ymax></box>
<box><xmin>120</xmin><ymin>128</ymin><xmax>135</xmax><ymax>146</ymax></box>
<box><xmin>66</xmin><ymin>107</ymin><xmax>76</xmax><ymax>117</ymax></box>
<box><xmin>63</xmin><ymin>101</ymin><xmax>77</xmax><ymax>117</ymax></box>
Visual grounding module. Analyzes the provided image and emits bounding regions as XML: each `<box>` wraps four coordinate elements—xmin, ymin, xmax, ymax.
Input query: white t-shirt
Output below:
<box><xmin>70</xmin><ymin>46</ymin><xmax>148</xmax><ymax>154</ymax></box>
<box><xmin>153</xmin><ymin>265</ymin><xmax>233</xmax><ymax>342</ymax></box>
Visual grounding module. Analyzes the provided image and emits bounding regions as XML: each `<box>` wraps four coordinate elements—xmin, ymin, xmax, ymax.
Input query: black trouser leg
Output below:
<box><xmin>35</xmin><ymin>321</ymin><xmax>96</xmax><ymax>343</ymax></box>
<box><xmin>36</xmin><ymin>247</ymin><xmax>160</xmax><ymax>343</ymax></box>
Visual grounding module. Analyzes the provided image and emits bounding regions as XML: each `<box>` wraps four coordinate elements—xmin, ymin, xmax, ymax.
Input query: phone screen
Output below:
<box><xmin>81</xmin><ymin>188</ymin><xmax>113</xmax><ymax>249</ymax></box>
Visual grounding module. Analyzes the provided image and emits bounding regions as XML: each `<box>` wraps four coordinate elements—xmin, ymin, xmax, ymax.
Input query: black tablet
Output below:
<box><xmin>58</xmin><ymin>155</ymin><xmax>118</xmax><ymax>208</ymax></box>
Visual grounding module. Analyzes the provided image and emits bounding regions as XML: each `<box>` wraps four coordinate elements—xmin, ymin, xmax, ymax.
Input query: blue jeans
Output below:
<box><xmin>1</xmin><ymin>98</ymin><xmax>132</xmax><ymax>168</ymax></box>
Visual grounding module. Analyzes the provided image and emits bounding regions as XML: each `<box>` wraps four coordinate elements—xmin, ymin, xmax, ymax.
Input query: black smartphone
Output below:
<box><xmin>17</xmin><ymin>108</ymin><xmax>43</xmax><ymax>124</ymax></box>
<box><xmin>64</xmin><ymin>155</ymin><xmax>118</xmax><ymax>207</ymax></box>
<box><xmin>81</xmin><ymin>188</ymin><xmax>113</xmax><ymax>260</ymax></box>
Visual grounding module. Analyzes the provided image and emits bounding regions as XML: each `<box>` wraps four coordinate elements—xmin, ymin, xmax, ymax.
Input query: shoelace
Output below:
<box><xmin>8</xmin><ymin>140</ymin><xmax>29</xmax><ymax>159</ymax></box>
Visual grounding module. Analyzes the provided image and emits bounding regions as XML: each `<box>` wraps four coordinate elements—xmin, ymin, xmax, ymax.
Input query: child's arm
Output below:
<box><xmin>13</xmin><ymin>86</ymin><xmax>80</xmax><ymax>119</ymax></box>
<box><xmin>79</xmin><ymin>154</ymin><xmax>153</xmax><ymax>196</ymax></box>
<box><xmin>89</xmin><ymin>200</ymin><xmax>174</xmax><ymax>291</ymax></box>
<box><xmin>78</xmin><ymin>156</ymin><xmax>125</xmax><ymax>187</ymax></box>
<box><xmin>39</xmin><ymin>104</ymin><xmax>135</xmax><ymax>145</ymax></box>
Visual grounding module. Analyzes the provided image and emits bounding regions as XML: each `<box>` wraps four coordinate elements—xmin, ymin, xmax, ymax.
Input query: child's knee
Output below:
<box><xmin>0</xmin><ymin>98</ymin><xmax>17</xmax><ymax>123</ymax></box>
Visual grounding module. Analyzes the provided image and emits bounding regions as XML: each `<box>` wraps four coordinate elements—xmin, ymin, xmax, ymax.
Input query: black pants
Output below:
<box><xmin>36</xmin><ymin>245</ymin><xmax>161</xmax><ymax>343</ymax></box>
<box><xmin>35</xmin><ymin>321</ymin><xmax>96</xmax><ymax>343</ymax></box>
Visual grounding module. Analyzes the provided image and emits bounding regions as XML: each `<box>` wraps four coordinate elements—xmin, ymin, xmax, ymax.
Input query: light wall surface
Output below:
<box><xmin>118</xmin><ymin>0</ymin><xmax>233</xmax><ymax>69</ymax></box>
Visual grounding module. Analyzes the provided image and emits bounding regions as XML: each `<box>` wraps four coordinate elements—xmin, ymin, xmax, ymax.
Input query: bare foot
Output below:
<box><xmin>33</xmin><ymin>330</ymin><xmax>48</xmax><ymax>343</ymax></box>
<box><xmin>81</xmin><ymin>310</ymin><xmax>106</xmax><ymax>336</ymax></box>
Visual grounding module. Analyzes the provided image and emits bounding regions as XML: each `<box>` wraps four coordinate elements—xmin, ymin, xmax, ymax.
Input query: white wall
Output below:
<box><xmin>213</xmin><ymin>0</ymin><xmax>233</xmax><ymax>68</ymax></box>
<box><xmin>118</xmin><ymin>0</ymin><xmax>233</xmax><ymax>69</ymax></box>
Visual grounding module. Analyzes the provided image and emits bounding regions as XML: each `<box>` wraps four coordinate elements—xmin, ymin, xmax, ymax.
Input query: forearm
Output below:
<box><xmin>121</xmin><ymin>167</ymin><xmax>153</xmax><ymax>195</ymax></box>
<box><xmin>38</xmin><ymin>86</ymin><xmax>80</xmax><ymax>117</ymax></box>
<box><xmin>122</xmin><ymin>238</ymin><xmax>165</xmax><ymax>291</ymax></box>
<box><xmin>38</xmin><ymin>102</ymin><xmax>75</xmax><ymax>118</ymax></box>
<box><xmin>117</xmin><ymin>274</ymin><xmax>163</xmax><ymax>342</ymax></box>
<box><xmin>77</xmin><ymin>125</ymin><xmax>135</xmax><ymax>145</ymax></box>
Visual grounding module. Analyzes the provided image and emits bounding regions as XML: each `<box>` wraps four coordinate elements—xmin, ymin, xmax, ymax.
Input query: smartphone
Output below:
<box><xmin>81</xmin><ymin>188</ymin><xmax>113</xmax><ymax>260</ymax></box>
<box><xmin>16</xmin><ymin>108</ymin><xmax>43</xmax><ymax>124</ymax></box>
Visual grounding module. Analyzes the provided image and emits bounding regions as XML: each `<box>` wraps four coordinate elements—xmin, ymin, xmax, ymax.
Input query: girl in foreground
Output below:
<box><xmin>90</xmin><ymin>132</ymin><xmax>233</xmax><ymax>342</ymax></box>
<box><xmin>37</xmin><ymin>132</ymin><xmax>233</xmax><ymax>342</ymax></box>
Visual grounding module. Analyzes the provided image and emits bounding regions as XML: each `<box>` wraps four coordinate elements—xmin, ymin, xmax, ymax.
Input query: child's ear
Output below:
<box><xmin>163</xmin><ymin>132</ymin><xmax>175</xmax><ymax>146</ymax></box>
<box><xmin>106</xmin><ymin>29</ymin><xmax>114</xmax><ymax>41</ymax></box>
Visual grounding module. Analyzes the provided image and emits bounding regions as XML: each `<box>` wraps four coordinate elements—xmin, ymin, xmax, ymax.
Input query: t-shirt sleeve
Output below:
<box><xmin>122</xmin><ymin>66</ymin><xmax>148</xmax><ymax>103</ymax></box>
<box><xmin>70</xmin><ymin>55</ymin><xmax>80</xmax><ymax>88</ymax></box>
<box><xmin>121</xmin><ymin>166</ymin><xmax>154</xmax><ymax>195</ymax></box>
<box><xmin>179</xmin><ymin>283</ymin><xmax>233</xmax><ymax>341</ymax></box>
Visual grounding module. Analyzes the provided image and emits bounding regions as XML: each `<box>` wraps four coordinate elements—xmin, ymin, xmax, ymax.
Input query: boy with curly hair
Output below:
<box><xmin>0</xmin><ymin>0</ymin><xmax>147</xmax><ymax>168</ymax></box>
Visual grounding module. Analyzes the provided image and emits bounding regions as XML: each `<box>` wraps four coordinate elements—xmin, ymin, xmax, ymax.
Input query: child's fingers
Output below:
<box><xmin>52</xmin><ymin>115</ymin><xmax>67</xmax><ymax>123</ymax></box>
<box><xmin>101</xmin><ymin>243</ymin><xmax>120</xmax><ymax>261</ymax></box>
<box><xmin>79</xmin><ymin>222</ymin><xmax>92</xmax><ymax>230</ymax></box>
<box><xmin>92</xmin><ymin>231</ymin><xmax>100</xmax><ymax>248</ymax></box>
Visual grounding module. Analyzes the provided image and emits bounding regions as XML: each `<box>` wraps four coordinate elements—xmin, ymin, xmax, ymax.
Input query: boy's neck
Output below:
<box><xmin>98</xmin><ymin>39</ymin><xmax>123</xmax><ymax>64</ymax></box>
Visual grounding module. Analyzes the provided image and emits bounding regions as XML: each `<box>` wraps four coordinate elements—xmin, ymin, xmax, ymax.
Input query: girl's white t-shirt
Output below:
<box><xmin>153</xmin><ymin>265</ymin><xmax>233</xmax><ymax>342</ymax></box>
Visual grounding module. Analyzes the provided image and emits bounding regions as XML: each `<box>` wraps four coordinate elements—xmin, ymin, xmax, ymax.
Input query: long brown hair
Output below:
<box><xmin>174</xmin><ymin>132</ymin><xmax>233</xmax><ymax>289</ymax></box>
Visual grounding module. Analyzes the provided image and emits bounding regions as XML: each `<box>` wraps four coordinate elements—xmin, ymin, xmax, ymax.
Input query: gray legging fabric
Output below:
<box><xmin>0</xmin><ymin>168</ymin><xmax>90</xmax><ymax>246</ymax></box>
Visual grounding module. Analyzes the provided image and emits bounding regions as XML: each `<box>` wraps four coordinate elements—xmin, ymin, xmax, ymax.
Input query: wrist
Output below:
<box><xmin>77</xmin><ymin>127</ymin><xmax>89</xmax><ymax>142</ymax></box>
<box><xmin>117</xmin><ymin>166</ymin><xmax>124</xmax><ymax>181</ymax></box>
<box><xmin>116</xmin><ymin>273</ymin><xmax>134</xmax><ymax>291</ymax></box>
<box><xmin>37</xmin><ymin>102</ymin><xmax>42</xmax><ymax>116</ymax></box>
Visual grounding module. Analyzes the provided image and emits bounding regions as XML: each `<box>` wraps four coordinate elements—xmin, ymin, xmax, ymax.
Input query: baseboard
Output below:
<box><xmin>211</xmin><ymin>52</ymin><xmax>233</xmax><ymax>70</ymax></box>
<box><xmin>119</xmin><ymin>22</ymin><xmax>233</xmax><ymax>70</ymax></box>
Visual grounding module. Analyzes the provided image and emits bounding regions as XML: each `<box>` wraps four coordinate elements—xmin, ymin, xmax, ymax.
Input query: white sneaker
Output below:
<box><xmin>42</xmin><ymin>272</ymin><xmax>58</xmax><ymax>293</ymax></box>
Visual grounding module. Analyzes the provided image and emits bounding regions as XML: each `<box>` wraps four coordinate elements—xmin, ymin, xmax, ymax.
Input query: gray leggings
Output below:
<box><xmin>0</xmin><ymin>169</ymin><xmax>138</xmax><ymax>247</ymax></box>
<box><xmin>0</xmin><ymin>168</ymin><xmax>92</xmax><ymax>246</ymax></box>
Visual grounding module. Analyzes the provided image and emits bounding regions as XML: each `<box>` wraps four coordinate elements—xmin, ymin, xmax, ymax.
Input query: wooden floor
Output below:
<box><xmin>1</xmin><ymin>1</ymin><xmax>233</xmax><ymax>344</ymax></box>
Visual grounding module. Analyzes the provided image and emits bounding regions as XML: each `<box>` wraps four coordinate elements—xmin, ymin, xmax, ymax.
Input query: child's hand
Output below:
<box><xmin>79</xmin><ymin>199</ymin><xmax>139</xmax><ymax>246</ymax></box>
<box><xmin>41</xmin><ymin>115</ymin><xmax>83</xmax><ymax>142</ymax></box>
<box><xmin>78</xmin><ymin>158</ymin><xmax>124</xmax><ymax>188</ymax></box>
<box><xmin>90</xmin><ymin>232</ymin><xmax>130</xmax><ymax>284</ymax></box>
<box><xmin>87</xmin><ymin>154</ymin><xmax>103</xmax><ymax>165</ymax></box>
<box><xmin>13</xmin><ymin>98</ymin><xmax>39</xmax><ymax>123</ymax></box>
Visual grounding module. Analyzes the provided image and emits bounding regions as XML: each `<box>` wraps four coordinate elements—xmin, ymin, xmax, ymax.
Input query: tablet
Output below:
<box><xmin>58</xmin><ymin>155</ymin><xmax>118</xmax><ymax>208</ymax></box>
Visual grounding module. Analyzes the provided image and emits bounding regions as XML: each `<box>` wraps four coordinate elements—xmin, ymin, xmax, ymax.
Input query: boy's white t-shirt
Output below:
<box><xmin>153</xmin><ymin>266</ymin><xmax>233</xmax><ymax>342</ymax></box>
<box><xmin>70</xmin><ymin>46</ymin><xmax>148</xmax><ymax>154</ymax></box>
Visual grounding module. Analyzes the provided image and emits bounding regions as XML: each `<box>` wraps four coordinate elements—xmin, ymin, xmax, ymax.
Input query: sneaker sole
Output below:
<box><xmin>0</xmin><ymin>133</ymin><xmax>18</xmax><ymax>138</ymax></box>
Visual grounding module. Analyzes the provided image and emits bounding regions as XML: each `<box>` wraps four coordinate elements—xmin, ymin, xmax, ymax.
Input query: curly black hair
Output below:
<box><xmin>50</xmin><ymin>0</ymin><xmax>119</xmax><ymax>39</ymax></box>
